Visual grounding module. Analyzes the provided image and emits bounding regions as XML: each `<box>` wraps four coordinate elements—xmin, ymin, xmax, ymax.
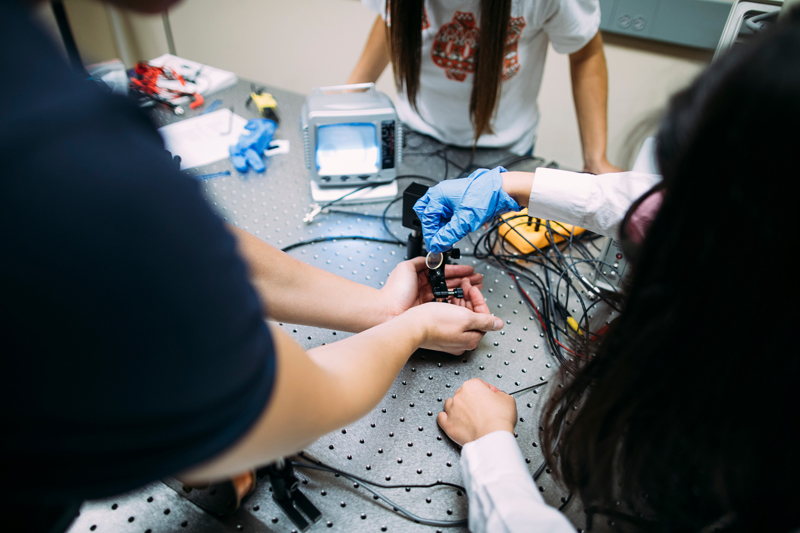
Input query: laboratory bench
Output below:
<box><xmin>66</xmin><ymin>80</ymin><xmax>607</xmax><ymax>533</ymax></box>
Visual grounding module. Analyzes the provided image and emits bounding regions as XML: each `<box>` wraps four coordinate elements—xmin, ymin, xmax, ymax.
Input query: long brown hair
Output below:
<box><xmin>542</xmin><ymin>10</ymin><xmax>800</xmax><ymax>532</ymax></box>
<box><xmin>387</xmin><ymin>0</ymin><xmax>512</xmax><ymax>144</ymax></box>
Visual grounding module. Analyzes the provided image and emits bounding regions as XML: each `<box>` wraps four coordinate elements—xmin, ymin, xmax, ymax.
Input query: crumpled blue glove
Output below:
<box><xmin>413</xmin><ymin>166</ymin><xmax>521</xmax><ymax>253</ymax></box>
<box><xmin>229</xmin><ymin>118</ymin><xmax>277</xmax><ymax>173</ymax></box>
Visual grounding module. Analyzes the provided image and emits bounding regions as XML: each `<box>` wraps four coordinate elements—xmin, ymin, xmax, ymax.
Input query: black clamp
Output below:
<box><xmin>428</xmin><ymin>249</ymin><xmax>464</xmax><ymax>302</ymax></box>
<box><xmin>264</xmin><ymin>459</ymin><xmax>321</xmax><ymax>532</ymax></box>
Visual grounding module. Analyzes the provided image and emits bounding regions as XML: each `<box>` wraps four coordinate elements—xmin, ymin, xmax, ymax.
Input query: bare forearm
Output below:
<box><xmin>348</xmin><ymin>15</ymin><xmax>391</xmax><ymax>84</ymax></box>
<box><xmin>570</xmin><ymin>32</ymin><xmax>611</xmax><ymax>171</ymax></box>
<box><xmin>181</xmin><ymin>315</ymin><xmax>426</xmax><ymax>482</ymax></box>
<box><xmin>502</xmin><ymin>171</ymin><xmax>535</xmax><ymax>209</ymax></box>
<box><xmin>228</xmin><ymin>225</ymin><xmax>386</xmax><ymax>332</ymax></box>
<box><xmin>306</xmin><ymin>312</ymin><xmax>425</xmax><ymax>426</ymax></box>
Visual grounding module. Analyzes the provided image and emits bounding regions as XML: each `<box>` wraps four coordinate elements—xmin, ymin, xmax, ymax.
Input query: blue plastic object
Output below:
<box><xmin>413</xmin><ymin>166</ymin><xmax>520</xmax><ymax>253</ymax></box>
<box><xmin>229</xmin><ymin>118</ymin><xmax>277</xmax><ymax>173</ymax></box>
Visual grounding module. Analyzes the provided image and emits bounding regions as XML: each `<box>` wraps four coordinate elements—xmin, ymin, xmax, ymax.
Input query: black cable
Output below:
<box><xmin>533</xmin><ymin>461</ymin><xmax>547</xmax><ymax>481</ymax></box>
<box><xmin>470</xmin><ymin>212</ymin><xmax>611</xmax><ymax>373</ymax></box>
<box><xmin>508</xmin><ymin>381</ymin><xmax>548</xmax><ymax>396</ymax></box>
<box><xmin>485</xmin><ymin>212</ymin><xmax>619</xmax><ymax>326</ymax></box>
<box><xmin>382</xmin><ymin>197</ymin><xmax>405</xmax><ymax>245</ymax></box>
<box><xmin>452</xmin><ymin>148</ymin><xmax>476</xmax><ymax>179</ymax></box>
<box><xmin>292</xmin><ymin>456</ymin><xmax>467</xmax><ymax>528</ymax></box>
<box><xmin>395</xmin><ymin>174</ymin><xmax>441</xmax><ymax>185</ymax></box>
<box><xmin>293</xmin><ymin>381</ymin><xmax>562</xmax><ymax>528</ymax></box>
<box><xmin>510</xmin><ymin>379</ymin><xmax>574</xmax><ymax>508</ymax></box>
<box><xmin>318</xmin><ymin>184</ymin><xmax>379</xmax><ymax>211</ymax></box>
<box><xmin>281</xmin><ymin>236</ymin><xmax>404</xmax><ymax>253</ymax></box>
<box><xmin>280</xmin><ymin>147</ymin><xmax>605</xmax><ymax>525</ymax></box>
<box><xmin>307</xmin><ymin>174</ymin><xmax>437</xmax><ymax>228</ymax></box>
<box><xmin>558</xmin><ymin>492</ymin><xmax>574</xmax><ymax>511</ymax></box>
<box><xmin>493</xmin><ymin>153</ymin><xmax>546</xmax><ymax>171</ymax></box>
<box><xmin>324</xmin><ymin>209</ymin><xmax>402</xmax><ymax>220</ymax></box>
<box><xmin>483</xmin><ymin>218</ymin><xmax>598</xmax><ymax>342</ymax></box>
<box><xmin>400</xmin><ymin>147</ymin><xmax>461</xmax><ymax>180</ymax></box>
<box><xmin>403</xmin><ymin>150</ymin><xmax>443</xmax><ymax>157</ymax></box>
<box><xmin>402</xmin><ymin>125</ymin><xmax>426</xmax><ymax>149</ymax></box>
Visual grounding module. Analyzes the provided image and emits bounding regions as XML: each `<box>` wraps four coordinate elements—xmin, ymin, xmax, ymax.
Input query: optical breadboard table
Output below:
<box><xmin>66</xmin><ymin>80</ymin><xmax>611</xmax><ymax>533</ymax></box>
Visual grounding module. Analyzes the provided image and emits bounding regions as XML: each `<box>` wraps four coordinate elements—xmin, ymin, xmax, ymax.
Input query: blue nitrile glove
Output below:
<box><xmin>413</xmin><ymin>166</ymin><xmax>521</xmax><ymax>253</ymax></box>
<box><xmin>229</xmin><ymin>118</ymin><xmax>277</xmax><ymax>173</ymax></box>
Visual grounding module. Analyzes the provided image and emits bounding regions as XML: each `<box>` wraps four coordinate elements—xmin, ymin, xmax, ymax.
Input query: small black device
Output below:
<box><xmin>400</xmin><ymin>181</ymin><xmax>464</xmax><ymax>302</ymax></box>
<box><xmin>402</xmin><ymin>182</ymin><xmax>429</xmax><ymax>259</ymax></box>
<box><xmin>426</xmin><ymin>250</ymin><xmax>464</xmax><ymax>302</ymax></box>
<box><xmin>262</xmin><ymin>459</ymin><xmax>322</xmax><ymax>532</ymax></box>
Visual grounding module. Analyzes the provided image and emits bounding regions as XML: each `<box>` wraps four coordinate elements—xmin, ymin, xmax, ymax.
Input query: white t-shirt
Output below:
<box><xmin>362</xmin><ymin>0</ymin><xmax>601</xmax><ymax>154</ymax></box>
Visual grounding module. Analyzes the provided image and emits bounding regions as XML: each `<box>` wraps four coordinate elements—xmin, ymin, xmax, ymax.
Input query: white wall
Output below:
<box><xmin>537</xmin><ymin>34</ymin><xmax>709</xmax><ymax>169</ymax></box>
<box><xmin>53</xmin><ymin>0</ymin><xmax>713</xmax><ymax>169</ymax></box>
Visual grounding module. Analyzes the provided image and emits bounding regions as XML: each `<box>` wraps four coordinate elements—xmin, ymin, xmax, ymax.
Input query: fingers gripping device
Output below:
<box><xmin>401</xmin><ymin>181</ymin><xmax>465</xmax><ymax>303</ymax></box>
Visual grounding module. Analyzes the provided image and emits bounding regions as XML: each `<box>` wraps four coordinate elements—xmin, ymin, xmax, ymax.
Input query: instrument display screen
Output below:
<box><xmin>315</xmin><ymin>123</ymin><xmax>380</xmax><ymax>177</ymax></box>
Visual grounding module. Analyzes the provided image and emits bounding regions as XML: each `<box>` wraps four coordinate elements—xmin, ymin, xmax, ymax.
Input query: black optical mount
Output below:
<box><xmin>263</xmin><ymin>459</ymin><xmax>322</xmax><ymax>532</ymax></box>
<box><xmin>429</xmin><ymin>249</ymin><xmax>464</xmax><ymax>302</ymax></box>
<box><xmin>401</xmin><ymin>182</ymin><xmax>465</xmax><ymax>302</ymax></box>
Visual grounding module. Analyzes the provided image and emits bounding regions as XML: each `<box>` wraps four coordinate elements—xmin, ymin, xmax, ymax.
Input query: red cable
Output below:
<box><xmin>511</xmin><ymin>274</ymin><xmax>584</xmax><ymax>358</ymax></box>
<box><xmin>131</xmin><ymin>62</ymin><xmax>197</xmax><ymax>106</ymax></box>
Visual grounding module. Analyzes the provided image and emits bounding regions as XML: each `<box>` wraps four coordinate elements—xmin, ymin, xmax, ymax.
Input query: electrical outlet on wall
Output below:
<box><xmin>612</xmin><ymin>0</ymin><xmax>659</xmax><ymax>36</ymax></box>
<box><xmin>599</xmin><ymin>0</ymin><xmax>732</xmax><ymax>49</ymax></box>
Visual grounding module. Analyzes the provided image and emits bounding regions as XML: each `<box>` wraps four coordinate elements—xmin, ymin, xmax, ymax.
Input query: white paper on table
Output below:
<box><xmin>158</xmin><ymin>109</ymin><xmax>247</xmax><ymax>169</ymax></box>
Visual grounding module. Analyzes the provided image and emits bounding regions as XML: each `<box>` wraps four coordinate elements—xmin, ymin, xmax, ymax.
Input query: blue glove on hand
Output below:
<box><xmin>229</xmin><ymin>118</ymin><xmax>276</xmax><ymax>173</ymax></box>
<box><xmin>413</xmin><ymin>166</ymin><xmax>520</xmax><ymax>253</ymax></box>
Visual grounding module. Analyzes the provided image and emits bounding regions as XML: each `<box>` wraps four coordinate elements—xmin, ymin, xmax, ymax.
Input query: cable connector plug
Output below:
<box><xmin>303</xmin><ymin>203</ymin><xmax>322</xmax><ymax>224</ymax></box>
<box><xmin>580</xmin><ymin>276</ymin><xmax>602</xmax><ymax>300</ymax></box>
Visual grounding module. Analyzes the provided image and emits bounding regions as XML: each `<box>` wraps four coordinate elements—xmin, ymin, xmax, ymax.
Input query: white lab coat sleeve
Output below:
<box><xmin>526</xmin><ymin>168</ymin><xmax>662</xmax><ymax>238</ymax></box>
<box><xmin>460</xmin><ymin>431</ymin><xmax>575</xmax><ymax>533</ymax></box>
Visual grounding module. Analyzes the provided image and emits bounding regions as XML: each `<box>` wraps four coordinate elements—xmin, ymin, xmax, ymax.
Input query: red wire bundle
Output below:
<box><xmin>129</xmin><ymin>62</ymin><xmax>203</xmax><ymax>108</ymax></box>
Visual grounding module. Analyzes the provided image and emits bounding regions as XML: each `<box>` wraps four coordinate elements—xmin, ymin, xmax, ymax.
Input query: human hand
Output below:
<box><xmin>413</xmin><ymin>167</ymin><xmax>521</xmax><ymax>253</ymax></box>
<box><xmin>380</xmin><ymin>256</ymin><xmax>484</xmax><ymax>321</ymax></box>
<box><xmin>229</xmin><ymin>118</ymin><xmax>276</xmax><ymax>173</ymax></box>
<box><xmin>584</xmin><ymin>157</ymin><xmax>622</xmax><ymax>175</ymax></box>
<box><xmin>405</xmin><ymin>303</ymin><xmax>502</xmax><ymax>355</ymax></box>
<box><xmin>437</xmin><ymin>378</ymin><xmax>517</xmax><ymax>446</ymax></box>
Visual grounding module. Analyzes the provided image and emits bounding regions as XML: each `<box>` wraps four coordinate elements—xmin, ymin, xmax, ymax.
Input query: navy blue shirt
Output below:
<box><xmin>0</xmin><ymin>3</ymin><xmax>275</xmax><ymax>530</ymax></box>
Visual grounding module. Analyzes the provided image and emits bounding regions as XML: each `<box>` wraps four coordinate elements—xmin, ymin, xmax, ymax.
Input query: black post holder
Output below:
<box><xmin>265</xmin><ymin>460</ymin><xmax>322</xmax><ymax>532</ymax></box>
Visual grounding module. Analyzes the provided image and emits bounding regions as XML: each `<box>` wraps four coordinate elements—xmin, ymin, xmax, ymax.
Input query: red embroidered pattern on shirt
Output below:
<box><xmin>431</xmin><ymin>12</ymin><xmax>526</xmax><ymax>83</ymax></box>
<box><xmin>503</xmin><ymin>16</ymin><xmax>527</xmax><ymax>81</ymax></box>
<box><xmin>431</xmin><ymin>11</ymin><xmax>479</xmax><ymax>82</ymax></box>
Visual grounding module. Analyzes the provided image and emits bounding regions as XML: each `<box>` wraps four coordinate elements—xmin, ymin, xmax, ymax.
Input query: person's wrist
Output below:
<box><xmin>360</xmin><ymin>286</ymin><xmax>397</xmax><ymax>329</ymax></box>
<box><xmin>395</xmin><ymin>306</ymin><xmax>429</xmax><ymax>348</ymax></box>
<box><xmin>472</xmin><ymin>423</ymin><xmax>515</xmax><ymax>443</ymax></box>
<box><xmin>583</xmin><ymin>154</ymin><xmax>608</xmax><ymax>171</ymax></box>
<box><xmin>502</xmin><ymin>171</ymin><xmax>534</xmax><ymax>209</ymax></box>
<box><xmin>378</xmin><ymin>290</ymin><xmax>402</xmax><ymax>326</ymax></box>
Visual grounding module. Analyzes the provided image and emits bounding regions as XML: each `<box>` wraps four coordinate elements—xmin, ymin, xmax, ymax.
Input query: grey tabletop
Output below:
<box><xmin>66</xmin><ymin>80</ymin><xmax>602</xmax><ymax>533</ymax></box>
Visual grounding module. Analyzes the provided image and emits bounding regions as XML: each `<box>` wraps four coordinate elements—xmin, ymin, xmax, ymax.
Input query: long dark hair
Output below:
<box><xmin>542</xmin><ymin>9</ymin><xmax>800</xmax><ymax>532</ymax></box>
<box><xmin>388</xmin><ymin>0</ymin><xmax>512</xmax><ymax>144</ymax></box>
